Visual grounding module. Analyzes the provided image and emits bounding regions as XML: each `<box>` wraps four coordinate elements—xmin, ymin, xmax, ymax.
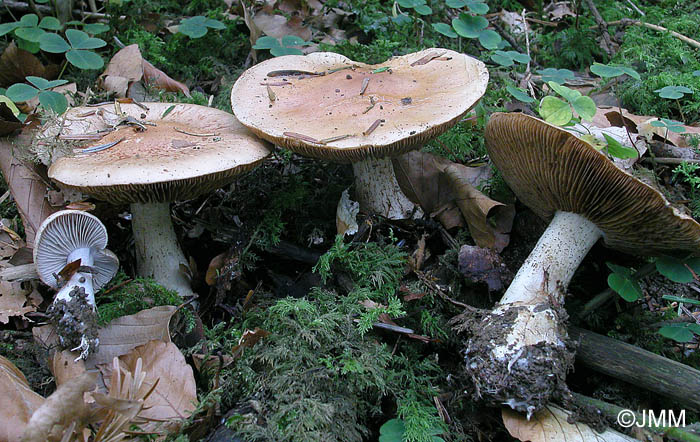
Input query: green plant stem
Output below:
<box><xmin>57</xmin><ymin>60</ymin><xmax>68</xmax><ymax>80</ymax></box>
<box><xmin>579</xmin><ymin>261</ymin><xmax>657</xmax><ymax>317</ymax></box>
<box><xmin>676</xmin><ymin>99</ymin><xmax>686</xmax><ymax>123</ymax></box>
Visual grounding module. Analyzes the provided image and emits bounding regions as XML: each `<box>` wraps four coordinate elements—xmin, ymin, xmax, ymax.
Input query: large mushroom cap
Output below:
<box><xmin>485</xmin><ymin>112</ymin><xmax>700</xmax><ymax>255</ymax></box>
<box><xmin>34</xmin><ymin>210</ymin><xmax>118</xmax><ymax>290</ymax></box>
<box><xmin>231</xmin><ymin>48</ymin><xmax>488</xmax><ymax>162</ymax></box>
<box><xmin>48</xmin><ymin>103</ymin><xmax>272</xmax><ymax>204</ymax></box>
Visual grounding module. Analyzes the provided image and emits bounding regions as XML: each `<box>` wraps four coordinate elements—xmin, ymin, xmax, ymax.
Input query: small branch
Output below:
<box><xmin>643</xmin><ymin>157</ymin><xmax>700</xmax><ymax>166</ymax></box>
<box><xmin>625</xmin><ymin>0</ymin><xmax>644</xmax><ymax>16</ymax></box>
<box><xmin>583</xmin><ymin>0</ymin><xmax>615</xmax><ymax>57</ymax></box>
<box><xmin>2</xmin><ymin>0</ymin><xmax>109</xmax><ymax>19</ymax></box>
<box><xmin>579</xmin><ymin>261</ymin><xmax>656</xmax><ymax>317</ymax></box>
<box><xmin>605</xmin><ymin>19</ymin><xmax>700</xmax><ymax>50</ymax></box>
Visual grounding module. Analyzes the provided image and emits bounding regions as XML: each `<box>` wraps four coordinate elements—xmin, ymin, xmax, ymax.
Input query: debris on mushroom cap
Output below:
<box><xmin>33</xmin><ymin>210</ymin><xmax>118</xmax><ymax>290</ymax></box>
<box><xmin>231</xmin><ymin>48</ymin><xmax>489</xmax><ymax>162</ymax></box>
<box><xmin>484</xmin><ymin>112</ymin><xmax>700</xmax><ymax>255</ymax></box>
<box><xmin>47</xmin><ymin>103</ymin><xmax>272</xmax><ymax>204</ymax></box>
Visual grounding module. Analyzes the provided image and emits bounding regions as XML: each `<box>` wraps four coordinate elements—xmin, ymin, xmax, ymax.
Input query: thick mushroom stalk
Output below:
<box><xmin>352</xmin><ymin>157</ymin><xmax>420</xmax><ymax>219</ymax></box>
<box><xmin>131</xmin><ymin>202</ymin><xmax>193</xmax><ymax>297</ymax></box>
<box><xmin>466</xmin><ymin>211</ymin><xmax>601</xmax><ymax>414</ymax></box>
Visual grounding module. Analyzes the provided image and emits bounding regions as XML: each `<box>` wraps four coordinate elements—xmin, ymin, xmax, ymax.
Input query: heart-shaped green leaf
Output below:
<box><xmin>538</xmin><ymin>68</ymin><xmax>575</xmax><ymax>84</ymax></box>
<box><xmin>452</xmin><ymin>13</ymin><xmax>487</xmax><ymax>38</ymax></box>
<box><xmin>506</xmin><ymin>51</ymin><xmax>530</xmax><ymax>64</ymax></box>
<box><xmin>539</xmin><ymin>96</ymin><xmax>572</xmax><ymax>125</ymax></box>
<box><xmin>204</xmin><ymin>18</ymin><xmax>226</xmax><ymax>30</ymax></box>
<box><xmin>506</xmin><ymin>85</ymin><xmax>534</xmax><ymax>103</ymax></box>
<box><xmin>478</xmin><ymin>29</ymin><xmax>501</xmax><ymax>49</ymax></box>
<box><xmin>548</xmin><ymin>81</ymin><xmax>581</xmax><ymax>103</ymax></box>
<box><xmin>432</xmin><ymin>23</ymin><xmax>457</xmax><ymax>38</ymax></box>
<box><xmin>6</xmin><ymin>83</ymin><xmax>39</xmax><ymax>102</ymax></box>
<box><xmin>602</xmin><ymin>133</ymin><xmax>638</xmax><ymax>159</ymax></box>
<box><xmin>66</xmin><ymin>49</ymin><xmax>104</xmax><ymax>69</ymax></box>
<box><xmin>39</xmin><ymin>16</ymin><xmax>62</xmax><ymax>30</ymax></box>
<box><xmin>656</xmin><ymin>256</ymin><xmax>696</xmax><ymax>283</ymax></box>
<box><xmin>19</xmin><ymin>14</ymin><xmax>39</xmax><ymax>27</ymax></box>
<box><xmin>414</xmin><ymin>4</ymin><xmax>432</xmax><ymax>15</ymax></box>
<box><xmin>38</xmin><ymin>90</ymin><xmax>68</xmax><ymax>114</ymax></box>
<box><xmin>659</xmin><ymin>325</ymin><xmax>694</xmax><ymax>343</ymax></box>
<box><xmin>281</xmin><ymin>35</ymin><xmax>307</xmax><ymax>47</ymax></box>
<box><xmin>0</xmin><ymin>22</ymin><xmax>22</xmax><ymax>37</ymax></box>
<box><xmin>572</xmin><ymin>95</ymin><xmax>596</xmax><ymax>121</ymax></box>
<box><xmin>655</xmin><ymin>85</ymin><xmax>693</xmax><ymax>99</ymax></box>
<box><xmin>15</xmin><ymin>26</ymin><xmax>45</xmax><ymax>42</ymax></box>
<box><xmin>82</xmin><ymin>23</ymin><xmax>110</xmax><ymax>35</ymax></box>
<box><xmin>39</xmin><ymin>32</ymin><xmax>71</xmax><ymax>53</ymax></box>
<box><xmin>270</xmin><ymin>46</ymin><xmax>304</xmax><ymax>56</ymax></box>
<box><xmin>607</xmin><ymin>272</ymin><xmax>643</xmax><ymax>302</ymax></box>
<box><xmin>445</xmin><ymin>0</ymin><xmax>466</xmax><ymax>7</ymax></box>
<box><xmin>253</xmin><ymin>36</ymin><xmax>280</xmax><ymax>50</ymax></box>
<box><xmin>66</xmin><ymin>29</ymin><xmax>106</xmax><ymax>49</ymax></box>
<box><xmin>466</xmin><ymin>0</ymin><xmax>489</xmax><ymax>14</ymax></box>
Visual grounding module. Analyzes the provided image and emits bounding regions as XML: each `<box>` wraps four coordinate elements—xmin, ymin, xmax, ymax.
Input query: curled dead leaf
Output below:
<box><xmin>444</xmin><ymin>163</ymin><xmax>515</xmax><ymax>252</ymax></box>
<box><xmin>0</xmin><ymin>355</ymin><xmax>45</xmax><ymax>441</ymax></box>
<box><xmin>205</xmin><ymin>252</ymin><xmax>226</xmax><ymax>286</ymax></box>
<box><xmin>0</xmin><ymin>42</ymin><xmax>59</xmax><ymax>88</ymax></box>
<box><xmin>336</xmin><ymin>188</ymin><xmax>359</xmax><ymax>236</ymax></box>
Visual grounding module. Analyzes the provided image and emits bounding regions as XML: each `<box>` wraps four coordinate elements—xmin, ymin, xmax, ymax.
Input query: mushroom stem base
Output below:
<box><xmin>352</xmin><ymin>156</ymin><xmax>422</xmax><ymax>220</ymax></box>
<box><xmin>464</xmin><ymin>211</ymin><xmax>601</xmax><ymax>413</ymax></box>
<box><xmin>131</xmin><ymin>202</ymin><xmax>194</xmax><ymax>297</ymax></box>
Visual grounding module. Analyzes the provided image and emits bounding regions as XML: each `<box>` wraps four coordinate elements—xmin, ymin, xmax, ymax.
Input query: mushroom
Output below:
<box><xmin>47</xmin><ymin>103</ymin><xmax>271</xmax><ymax>297</ymax></box>
<box><xmin>469</xmin><ymin>112</ymin><xmax>700</xmax><ymax>414</ymax></box>
<box><xmin>231</xmin><ymin>48</ymin><xmax>488</xmax><ymax>219</ymax></box>
<box><xmin>34</xmin><ymin>209</ymin><xmax>119</xmax><ymax>359</ymax></box>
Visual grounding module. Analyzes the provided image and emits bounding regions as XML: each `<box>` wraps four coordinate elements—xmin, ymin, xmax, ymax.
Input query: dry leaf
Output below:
<box><xmin>0</xmin><ymin>98</ymin><xmax>23</xmax><ymax>136</ymax></box>
<box><xmin>0</xmin><ymin>355</ymin><xmax>45</xmax><ymax>441</ymax></box>
<box><xmin>0</xmin><ymin>280</ymin><xmax>36</xmax><ymax>324</ymax></box>
<box><xmin>21</xmin><ymin>372</ymin><xmax>96</xmax><ymax>442</ymax></box>
<box><xmin>458</xmin><ymin>245</ymin><xmax>513</xmax><ymax>292</ymax></box>
<box><xmin>444</xmin><ymin>164</ymin><xmax>515</xmax><ymax>252</ymax></box>
<box><xmin>0</xmin><ymin>141</ymin><xmax>58</xmax><ymax>247</ymax></box>
<box><xmin>0</xmin><ymin>42</ymin><xmax>59</xmax><ymax>88</ymax></box>
<box><xmin>50</xmin><ymin>350</ymin><xmax>87</xmax><ymax>387</ymax></box>
<box><xmin>205</xmin><ymin>252</ymin><xmax>226</xmax><ymax>286</ymax></box>
<box><xmin>336</xmin><ymin>188</ymin><xmax>359</xmax><ymax>236</ymax></box>
<box><xmin>503</xmin><ymin>405</ymin><xmax>637</xmax><ymax>442</ymax></box>
<box><xmin>231</xmin><ymin>327</ymin><xmax>270</xmax><ymax>358</ymax></box>
<box><xmin>100</xmin><ymin>44</ymin><xmax>144</xmax><ymax>86</ymax></box>
<box><xmin>103</xmin><ymin>340</ymin><xmax>197</xmax><ymax>432</ymax></box>
<box><xmin>85</xmin><ymin>305</ymin><xmax>177</xmax><ymax>368</ymax></box>
<box><xmin>393</xmin><ymin>151</ymin><xmax>464</xmax><ymax>229</ymax></box>
<box><xmin>142</xmin><ymin>59</ymin><xmax>191</xmax><ymax>97</ymax></box>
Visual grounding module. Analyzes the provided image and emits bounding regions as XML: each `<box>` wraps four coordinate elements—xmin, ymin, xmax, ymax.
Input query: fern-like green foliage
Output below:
<box><xmin>314</xmin><ymin>235</ymin><xmax>407</xmax><ymax>333</ymax></box>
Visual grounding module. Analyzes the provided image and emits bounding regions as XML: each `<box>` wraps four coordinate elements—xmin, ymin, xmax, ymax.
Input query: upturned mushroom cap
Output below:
<box><xmin>48</xmin><ymin>103</ymin><xmax>272</xmax><ymax>204</ymax></box>
<box><xmin>33</xmin><ymin>210</ymin><xmax>119</xmax><ymax>289</ymax></box>
<box><xmin>231</xmin><ymin>48</ymin><xmax>488</xmax><ymax>162</ymax></box>
<box><xmin>484</xmin><ymin>112</ymin><xmax>700</xmax><ymax>255</ymax></box>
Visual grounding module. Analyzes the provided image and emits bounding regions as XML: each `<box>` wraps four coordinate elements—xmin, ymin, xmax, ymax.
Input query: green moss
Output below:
<box><xmin>96</xmin><ymin>274</ymin><xmax>186</xmax><ymax>325</ymax></box>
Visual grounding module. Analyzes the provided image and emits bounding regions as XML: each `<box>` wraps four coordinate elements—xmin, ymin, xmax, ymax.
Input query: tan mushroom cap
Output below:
<box><xmin>485</xmin><ymin>112</ymin><xmax>700</xmax><ymax>255</ymax></box>
<box><xmin>231</xmin><ymin>48</ymin><xmax>488</xmax><ymax>162</ymax></box>
<box><xmin>48</xmin><ymin>103</ymin><xmax>271</xmax><ymax>204</ymax></box>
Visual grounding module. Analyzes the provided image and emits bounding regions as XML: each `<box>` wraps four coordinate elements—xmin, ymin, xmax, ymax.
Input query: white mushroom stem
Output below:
<box><xmin>352</xmin><ymin>156</ymin><xmax>423</xmax><ymax>220</ymax></box>
<box><xmin>491</xmin><ymin>210</ymin><xmax>602</xmax><ymax>358</ymax></box>
<box><xmin>54</xmin><ymin>247</ymin><xmax>95</xmax><ymax>306</ymax></box>
<box><xmin>131</xmin><ymin>202</ymin><xmax>194</xmax><ymax>297</ymax></box>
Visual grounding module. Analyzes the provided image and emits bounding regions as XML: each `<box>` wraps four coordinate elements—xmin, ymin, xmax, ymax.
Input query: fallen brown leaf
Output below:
<box><xmin>336</xmin><ymin>188</ymin><xmax>359</xmax><ymax>236</ymax></box>
<box><xmin>86</xmin><ymin>305</ymin><xmax>177</xmax><ymax>368</ymax></box>
<box><xmin>142</xmin><ymin>59</ymin><xmax>191</xmax><ymax>98</ymax></box>
<box><xmin>0</xmin><ymin>280</ymin><xmax>36</xmax><ymax>324</ymax></box>
<box><xmin>0</xmin><ymin>355</ymin><xmax>45</xmax><ymax>441</ymax></box>
<box><xmin>231</xmin><ymin>327</ymin><xmax>270</xmax><ymax>358</ymax></box>
<box><xmin>205</xmin><ymin>252</ymin><xmax>226</xmax><ymax>286</ymax></box>
<box><xmin>102</xmin><ymin>340</ymin><xmax>197</xmax><ymax>432</ymax></box>
<box><xmin>458</xmin><ymin>244</ymin><xmax>512</xmax><ymax>292</ymax></box>
<box><xmin>21</xmin><ymin>372</ymin><xmax>96</xmax><ymax>442</ymax></box>
<box><xmin>0</xmin><ymin>42</ymin><xmax>59</xmax><ymax>88</ymax></box>
<box><xmin>0</xmin><ymin>140</ymin><xmax>58</xmax><ymax>246</ymax></box>
<box><xmin>503</xmin><ymin>405</ymin><xmax>637</xmax><ymax>442</ymax></box>
<box><xmin>444</xmin><ymin>163</ymin><xmax>515</xmax><ymax>252</ymax></box>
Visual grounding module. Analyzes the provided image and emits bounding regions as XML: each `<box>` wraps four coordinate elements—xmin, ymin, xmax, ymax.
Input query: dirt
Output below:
<box><xmin>46</xmin><ymin>286</ymin><xmax>100</xmax><ymax>358</ymax></box>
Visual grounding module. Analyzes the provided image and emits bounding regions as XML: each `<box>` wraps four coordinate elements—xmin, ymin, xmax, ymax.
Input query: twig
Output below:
<box><xmin>2</xmin><ymin>0</ymin><xmax>110</xmax><ymax>19</ymax></box>
<box><xmin>583</xmin><ymin>0</ymin><xmax>615</xmax><ymax>57</ymax></box>
<box><xmin>604</xmin><ymin>19</ymin><xmax>700</xmax><ymax>50</ymax></box>
<box><xmin>579</xmin><ymin>261</ymin><xmax>657</xmax><ymax>317</ymax></box>
<box><xmin>643</xmin><ymin>157</ymin><xmax>700</xmax><ymax>166</ymax></box>
<box><xmin>625</xmin><ymin>0</ymin><xmax>644</xmax><ymax>16</ymax></box>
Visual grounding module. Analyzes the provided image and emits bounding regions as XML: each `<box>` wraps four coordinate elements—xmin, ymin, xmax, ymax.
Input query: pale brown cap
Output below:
<box><xmin>48</xmin><ymin>103</ymin><xmax>272</xmax><ymax>204</ymax></box>
<box><xmin>484</xmin><ymin>112</ymin><xmax>700</xmax><ymax>255</ymax></box>
<box><xmin>231</xmin><ymin>48</ymin><xmax>488</xmax><ymax>162</ymax></box>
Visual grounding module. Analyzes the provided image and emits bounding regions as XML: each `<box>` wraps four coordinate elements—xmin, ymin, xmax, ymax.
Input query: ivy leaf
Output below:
<box><xmin>506</xmin><ymin>85</ymin><xmax>534</xmax><ymax>103</ymax></box>
<box><xmin>539</xmin><ymin>96</ymin><xmax>572</xmax><ymax>126</ymax></box>
<box><xmin>66</xmin><ymin>49</ymin><xmax>104</xmax><ymax>69</ymax></box>
<box><xmin>452</xmin><ymin>13</ymin><xmax>488</xmax><ymax>38</ymax></box>
<box><xmin>38</xmin><ymin>32</ymin><xmax>71</xmax><ymax>53</ymax></box>
<box><xmin>432</xmin><ymin>23</ymin><xmax>457</xmax><ymax>38</ymax></box>
<box><xmin>5</xmin><ymin>83</ymin><xmax>39</xmax><ymax>102</ymax></box>
<box><xmin>654</xmin><ymin>85</ymin><xmax>693</xmax><ymax>99</ymax></box>
<box><xmin>478</xmin><ymin>30</ymin><xmax>501</xmax><ymax>49</ymax></box>
<box><xmin>602</xmin><ymin>133</ymin><xmax>638</xmax><ymax>159</ymax></box>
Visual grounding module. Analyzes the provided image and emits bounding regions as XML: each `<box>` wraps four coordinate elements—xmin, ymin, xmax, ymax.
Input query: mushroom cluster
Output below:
<box><xmin>34</xmin><ymin>209</ymin><xmax>119</xmax><ymax>359</ymax></box>
<box><xmin>231</xmin><ymin>48</ymin><xmax>488</xmax><ymax>219</ymax></box>
<box><xmin>469</xmin><ymin>112</ymin><xmax>700</xmax><ymax>414</ymax></box>
<box><xmin>48</xmin><ymin>102</ymin><xmax>271</xmax><ymax>296</ymax></box>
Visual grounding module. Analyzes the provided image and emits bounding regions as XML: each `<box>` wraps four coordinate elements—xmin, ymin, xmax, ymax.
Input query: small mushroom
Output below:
<box><xmin>231</xmin><ymin>49</ymin><xmax>488</xmax><ymax>219</ymax></box>
<box><xmin>470</xmin><ymin>112</ymin><xmax>700</xmax><ymax>415</ymax></box>
<box><xmin>34</xmin><ymin>210</ymin><xmax>119</xmax><ymax>359</ymax></box>
<box><xmin>47</xmin><ymin>103</ymin><xmax>272</xmax><ymax>297</ymax></box>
